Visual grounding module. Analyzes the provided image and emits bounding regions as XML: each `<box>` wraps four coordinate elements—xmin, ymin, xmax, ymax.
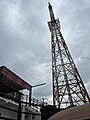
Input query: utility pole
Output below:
<box><xmin>48</xmin><ymin>2</ymin><xmax>90</xmax><ymax>109</ymax></box>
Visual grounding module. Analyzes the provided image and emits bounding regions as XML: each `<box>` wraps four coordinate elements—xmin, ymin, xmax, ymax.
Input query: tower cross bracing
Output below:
<box><xmin>48</xmin><ymin>3</ymin><xmax>90</xmax><ymax>108</ymax></box>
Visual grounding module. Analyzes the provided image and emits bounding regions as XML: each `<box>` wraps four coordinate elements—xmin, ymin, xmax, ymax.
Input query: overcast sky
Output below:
<box><xmin>0</xmin><ymin>0</ymin><xmax>90</xmax><ymax>104</ymax></box>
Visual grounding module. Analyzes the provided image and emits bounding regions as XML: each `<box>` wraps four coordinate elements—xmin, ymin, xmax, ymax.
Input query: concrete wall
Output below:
<box><xmin>0</xmin><ymin>98</ymin><xmax>17</xmax><ymax>120</ymax></box>
<box><xmin>24</xmin><ymin>106</ymin><xmax>41</xmax><ymax>120</ymax></box>
<box><xmin>0</xmin><ymin>98</ymin><xmax>41</xmax><ymax>120</ymax></box>
<box><xmin>0</xmin><ymin>105</ymin><xmax>41</xmax><ymax>120</ymax></box>
<box><xmin>33</xmin><ymin>115</ymin><xmax>41</xmax><ymax>120</ymax></box>
<box><xmin>0</xmin><ymin>107</ymin><xmax>17</xmax><ymax>119</ymax></box>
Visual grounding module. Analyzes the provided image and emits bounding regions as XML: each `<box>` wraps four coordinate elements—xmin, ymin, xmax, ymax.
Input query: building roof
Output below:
<box><xmin>0</xmin><ymin>66</ymin><xmax>32</xmax><ymax>93</ymax></box>
<box><xmin>48</xmin><ymin>103</ymin><xmax>90</xmax><ymax>120</ymax></box>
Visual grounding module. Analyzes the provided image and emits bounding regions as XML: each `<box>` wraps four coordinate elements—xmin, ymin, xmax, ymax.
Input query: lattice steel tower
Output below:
<box><xmin>48</xmin><ymin>3</ymin><xmax>90</xmax><ymax>108</ymax></box>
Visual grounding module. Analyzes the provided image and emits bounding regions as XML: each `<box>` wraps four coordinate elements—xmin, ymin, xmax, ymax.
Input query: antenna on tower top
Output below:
<box><xmin>48</xmin><ymin>2</ymin><xmax>55</xmax><ymax>21</ymax></box>
<box><xmin>48</xmin><ymin>2</ymin><xmax>52</xmax><ymax>8</ymax></box>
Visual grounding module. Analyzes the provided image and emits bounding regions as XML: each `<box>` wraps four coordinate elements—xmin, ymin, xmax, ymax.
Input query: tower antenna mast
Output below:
<box><xmin>48</xmin><ymin>2</ymin><xmax>90</xmax><ymax>108</ymax></box>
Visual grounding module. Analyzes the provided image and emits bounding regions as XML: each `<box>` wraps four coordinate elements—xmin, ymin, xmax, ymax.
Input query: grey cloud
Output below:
<box><xmin>0</xmin><ymin>0</ymin><xmax>90</xmax><ymax>103</ymax></box>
